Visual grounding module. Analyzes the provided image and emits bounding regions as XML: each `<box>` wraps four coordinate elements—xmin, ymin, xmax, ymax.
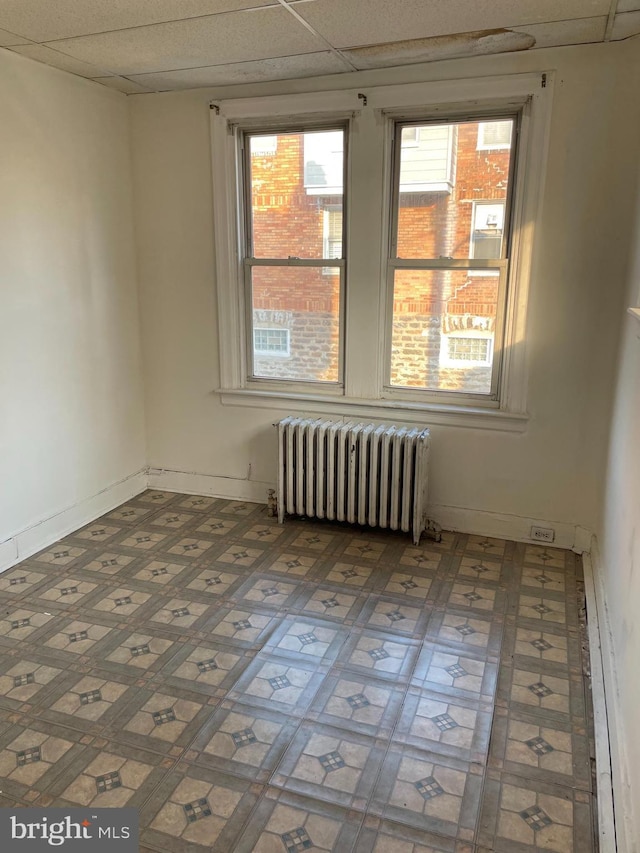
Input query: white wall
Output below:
<box><xmin>0</xmin><ymin>49</ymin><xmax>146</xmax><ymax>564</ymax></box>
<box><xmin>597</xmin><ymin>37</ymin><xmax>640</xmax><ymax>851</ymax></box>
<box><xmin>130</xmin><ymin>40</ymin><xmax>638</xmax><ymax>544</ymax></box>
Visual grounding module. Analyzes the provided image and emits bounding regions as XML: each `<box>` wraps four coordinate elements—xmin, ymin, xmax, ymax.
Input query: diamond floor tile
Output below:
<box><xmin>0</xmin><ymin>491</ymin><xmax>598</xmax><ymax>851</ymax></box>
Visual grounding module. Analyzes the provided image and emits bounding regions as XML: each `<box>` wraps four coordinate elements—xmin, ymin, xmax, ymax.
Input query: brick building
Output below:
<box><xmin>249</xmin><ymin>119</ymin><xmax>512</xmax><ymax>393</ymax></box>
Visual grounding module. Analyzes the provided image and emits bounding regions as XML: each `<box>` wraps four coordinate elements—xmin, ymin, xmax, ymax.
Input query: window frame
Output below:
<box><xmin>385</xmin><ymin>112</ymin><xmax>517</xmax><ymax>402</ymax></box>
<box><xmin>240</xmin><ymin>119</ymin><xmax>349</xmax><ymax>390</ymax></box>
<box><xmin>210</xmin><ymin>74</ymin><xmax>553</xmax><ymax>430</ymax></box>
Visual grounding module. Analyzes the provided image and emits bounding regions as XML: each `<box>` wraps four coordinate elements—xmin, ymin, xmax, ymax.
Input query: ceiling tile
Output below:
<box><xmin>0</xmin><ymin>28</ymin><xmax>31</xmax><ymax>46</ymax></box>
<box><xmin>345</xmin><ymin>30</ymin><xmax>536</xmax><ymax>70</ymax></box>
<box><xmin>293</xmin><ymin>0</ymin><xmax>611</xmax><ymax>49</ymax></box>
<box><xmin>611</xmin><ymin>10</ymin><xmax>640</xmax><ymax>38</ymax></box>
<box><xmin>512</xmin><ymin>16</ymin><xmax>607</xmax><ymax>48</ymax></box>
<box><xmin>43</xmin><ymin>7</ymin><xmax>325</xmax><ymax>76</ymax></box>
<box><xmin>0</xmin><ymin>0</ymin><xmax>277</xmax><ymax>43</ymax></box>
<box><xmin>94</xmin><ymin>76</ymin><xmax>154</xmax><ymax>94</ymax></box>
<box><xmin>616</xmin><ymin>0</ymin><xmax>640</xmax><ymax>12</ymax></box>
<box><xmin>8</xmin><ymin>43</ymin><xmax>110</xmax><ymax>77</ymax></box>
<box><xmin>129</xmin><ymin>51</ymin><xmax>349</xmax><ymax>90</ymax></box>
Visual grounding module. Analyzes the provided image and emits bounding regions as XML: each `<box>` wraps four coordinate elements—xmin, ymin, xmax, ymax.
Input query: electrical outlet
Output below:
<box><xmin>530</xmin><ymin>526</ymin><xmax>555</xmax><ymax>542</ymax></box>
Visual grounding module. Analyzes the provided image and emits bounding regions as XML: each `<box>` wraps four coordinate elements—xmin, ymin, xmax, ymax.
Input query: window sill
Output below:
<box><xmin>627</xmin><ymin>307</ymin><xmax>640</xmax><ymax>324</ymax></box>
<box><xmin>216</xmin><ymin>388</ymin><xmax>528</xmax><ymax>432</ymax></box>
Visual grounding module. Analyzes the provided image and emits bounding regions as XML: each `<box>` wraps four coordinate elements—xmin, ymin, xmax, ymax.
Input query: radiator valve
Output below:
<box><xmin>266</xmin><ymin>489</ymin><xmax>278</xmax><ymax>518</ymax></box>
<box><xmin>424</xmin><ymin>518</ymin><xmax>443</xmax><ymax>542</ymax></box>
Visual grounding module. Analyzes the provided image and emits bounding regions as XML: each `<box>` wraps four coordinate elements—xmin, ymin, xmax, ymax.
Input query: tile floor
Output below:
<box><xmin>0</xmin><ymin>491</ymin><xmax>597</xmax><ymax>852</ymax></box>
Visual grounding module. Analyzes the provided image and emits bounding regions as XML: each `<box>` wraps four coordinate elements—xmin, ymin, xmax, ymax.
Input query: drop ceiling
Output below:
<box><xmin>0</xmin><ymin>0</ymin><xmax>638</xmax><ymax>94</ymax></box>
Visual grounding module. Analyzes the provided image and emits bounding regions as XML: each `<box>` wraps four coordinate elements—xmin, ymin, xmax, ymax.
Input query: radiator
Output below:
<box><xmin>275</xmin><ymin>417</ymin><xmax>430</xmax><ymax>545</ymax></box>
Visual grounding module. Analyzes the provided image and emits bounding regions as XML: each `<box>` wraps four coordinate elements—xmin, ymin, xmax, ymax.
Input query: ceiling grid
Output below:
<box><xmin>0</xmin><ymin>0</ymin><xmax>636</xmax><ymax>92</ymax></box>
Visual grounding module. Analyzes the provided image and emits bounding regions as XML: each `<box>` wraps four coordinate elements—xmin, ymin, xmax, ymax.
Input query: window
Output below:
<box><xmin>477</xmin><ymin>120</ymin><xmax>512</xmax><ymax>150</ymax></box>
<box><xmin>323</xmin><ymin>207</ymin><xmax>343</xmax><ymax>271</ymax></box>
<box><xmin>440</xmin><ymin>332</ymin><xmax>494</xmax><ymax>368</ymax></box>
<box><xmin>244</xmin><ymin>127</ymin><xmax>345</xmax><ymax>383</ymax></box>
<box><xmin>401</xmin><ymin>126</ymin><xmax>419</xmax><ymax>146</ymax></box>
<box><xmin>447</xmin><ymin>336</ymin><xmax>492</xmax><ymax>363</ymax></box>
<box><xmin>253</xmin><ymin>328</ymin><xmax>290</xmax><ymax>356</ymax></box>
<box><xmin>470</xmin><ymin>202</ymin><xmax>506</xmax><ymax>260</ymax></box>
<box><xmin>389</xmin><ymin>117</ymin><xmax>515</xmax><ymax>396</ymax></box>
<box><xmin>250</xmin><ymin>135</ymin><xmax>277</xmax><ymax>156</ymax></box>
<box><xmin>211</xmin><ymin>73</ymin><xmax>552</xmax><ymax>426</ymax></box>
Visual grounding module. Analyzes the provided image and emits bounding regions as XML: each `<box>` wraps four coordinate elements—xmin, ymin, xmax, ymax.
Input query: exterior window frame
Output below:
<box><xmin>210</xmin><ymin>74</ymin><xmax>553</xmax><ymax>431</ymax></box>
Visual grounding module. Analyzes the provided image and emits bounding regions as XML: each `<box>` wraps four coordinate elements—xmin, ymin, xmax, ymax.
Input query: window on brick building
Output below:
<box><xmin>440</xmin><ymin>332</ymin><xmax>494</xmax><ymax>368</ymax></box>
<box><xmin>470</xmin><ymin>202</ymin><xmax>505</xmax><ymax>260</ymax></box>
<box><xmin>322</xmin><ymin>207</ymin><xmax>343</xmax><ymax>271</ymax></box>
<box><xmin>244</xmin><ymin>127</ymin><xmax>345</xmax><ymax>383</ymax></box>
<box><xmin>477</xmin><ymin>120</ymin><xmax>512</xmax><ymax>150</ymax></box>
<box><xmin>389</xmin><ymin>117</ymin><xmax>516</xmax><ymax>396</ymax></box>
<box><xmin>253</xmin><ymin>328</ymin><xmax>290</xmax><ymax>357</ymax></box>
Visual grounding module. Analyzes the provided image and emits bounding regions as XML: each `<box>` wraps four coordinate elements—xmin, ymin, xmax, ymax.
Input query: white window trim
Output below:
<box><xmin>210</xmin><ymin>72</ymin><xmax>554</xmax><ymax>428</ymax></box>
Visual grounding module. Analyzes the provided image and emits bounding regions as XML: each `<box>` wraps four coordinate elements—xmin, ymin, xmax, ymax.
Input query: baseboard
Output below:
<box><xmin>585</xmin><ymin>536</ymin><xmax>639</xmax><ymax>853</ymax></box>
<box><xmin>583</xmin><ymin>543</ymin><xmax>617</xmax><ymax>853</ymax></box>
<box><xmin>0</xmin><ymin>468</ymin><xmax>148</xmax><ymax>574</ymax></box>
<box><xmin>145</xmin><ymin>471</ymin><xmax>590</xmax><ymax>553</ymax></box>
<box><xmin>147</xmin><ymin>468</ymin><xmax>270</xmax><ymax>504</ymax></box>
<box><xmin>427</xmin><ymin>503</ymin><xmax>586</xmax><ymax>551</ymax></box>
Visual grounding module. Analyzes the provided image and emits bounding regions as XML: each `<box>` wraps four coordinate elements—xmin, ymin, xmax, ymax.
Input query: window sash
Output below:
<box><xmin>244</xmin><ymin>259</ymin><xmax>346</xmax><ymax>384</ymax></box>
<box><xmin>385</xmin><ymin>114</ymin><xmax>518</xmax><ymax>399</ymax></box>
<box><xmin>383</xmin><ymin>263</ymin><xmax>508</xmax><ymax>400</ymax></box>
<box><xmin>389</xmin><ymin>115</ymin><xmax>518</xmax><ymax>262</ymax></box>
<box><xmin>241</xmin><ymin>125</ymin><xmax>347</xmax><ymax>262</ymax></box>
<box><xmin>240</xmin><ymin>125</ymin><xmax>347</xmax><ymax>385</ymax></box>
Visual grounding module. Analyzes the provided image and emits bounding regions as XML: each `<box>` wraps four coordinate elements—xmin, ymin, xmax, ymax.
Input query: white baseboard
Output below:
<box><xmin>582</xmin><ymin>543</ymin><xmax>617</xmax><ymax>853</ymax></box>
<box><xmin>588</xmin><ymin>535</ymin><xmax>634</xmax><ymax>853</ymax></box>
<box><xmin>427</xmin><ymin>503</ymin><xmax>587</xmax><ymax>551</ymax></box>
<box><xmin>147</xmin><ymin>470</ymin><xmax>591</xmax><ymax>553</ymax></box>
<box><xmin>0</xmin><ymin>468</ymin><xmax>148</xmax><ymax>574</ymax></box>
<box><xmin>147</xmin><ymin>468</ymin><xmax>270</xmax><ymax>504</ymax></box>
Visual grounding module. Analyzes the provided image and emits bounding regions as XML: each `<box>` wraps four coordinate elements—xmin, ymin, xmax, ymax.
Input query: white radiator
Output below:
<box><xmin>275</xmin><ymin>417</ymin><xmax>430</xmax><ymax>545</ymax></box>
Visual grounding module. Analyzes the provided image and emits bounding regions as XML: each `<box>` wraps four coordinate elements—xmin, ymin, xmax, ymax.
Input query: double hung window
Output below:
<box><xmin>211</xmin><ymin>74</ymin><xmax>551</xmax><ymax>425</ymax></box>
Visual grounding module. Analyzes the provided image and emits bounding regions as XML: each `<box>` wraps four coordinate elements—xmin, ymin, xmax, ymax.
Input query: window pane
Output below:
<box><xmin>251</xmin><ymin>265</ymin><xmax>340</xmax><ymax>382</ymax></box>
<box><xmin>249</xmin><ymin>129</ymin><xmax>344</xmax><ymax>259</ymax></box>
<box><xmin>395</xmin><ymin>119</ymin><xmax>513</xmax><ymax>260</ymax></box>
<box><xmin>390</xmin><ymin>268</ymin><xmax>499</xmax><ymax>394</ymax></box>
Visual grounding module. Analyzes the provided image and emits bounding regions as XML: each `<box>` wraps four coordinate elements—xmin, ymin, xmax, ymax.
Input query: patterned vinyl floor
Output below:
<box><xmin>0</xmin><ymin>491</ymin><xmax>597</xmax><ymax>852</ymax></box>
